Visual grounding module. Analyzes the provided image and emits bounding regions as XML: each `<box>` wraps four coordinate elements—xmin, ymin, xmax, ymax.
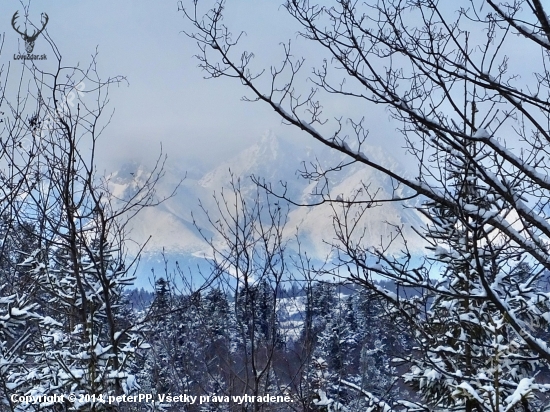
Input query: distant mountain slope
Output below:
<box><xmin>108</xmin><ymin>132</ymin><xmax>425</xmax><ymax>286</ymax></box>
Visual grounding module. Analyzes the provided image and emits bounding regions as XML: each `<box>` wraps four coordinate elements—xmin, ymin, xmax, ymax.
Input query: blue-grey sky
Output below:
<box><xmin>2</xmin><ymin>0</ymin><xmax>405</xmax><ymax>172</ymax></box>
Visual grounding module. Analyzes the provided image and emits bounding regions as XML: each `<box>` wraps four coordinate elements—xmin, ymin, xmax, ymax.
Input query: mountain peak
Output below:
<box><xmin>198</xmin><ymin>130</ymin><xmax>296</xmax><ymax>188</ymax></box>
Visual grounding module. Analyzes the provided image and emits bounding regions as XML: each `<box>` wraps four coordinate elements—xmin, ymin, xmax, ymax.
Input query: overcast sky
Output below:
<box><xmin>1</xmin><ymin>0</ymin><xmax>410</xmax><ymax>174</ymax></box>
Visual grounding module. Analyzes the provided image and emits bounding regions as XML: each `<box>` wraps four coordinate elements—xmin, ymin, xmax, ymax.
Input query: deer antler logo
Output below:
<box><xmin>11</xmin><ymin>11</ymin><xmax>49</xmax><ymax>54</ymax></box>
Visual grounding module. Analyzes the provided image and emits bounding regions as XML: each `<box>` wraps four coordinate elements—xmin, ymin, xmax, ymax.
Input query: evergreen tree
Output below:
<box><xmin>152</xmin><ymin>278</ymin><xmax>171</xmax><ymax>314</ymax></box>
<box><xmin>397</xmin><ymin>136</ymin><xmax>550</xmax><ymax>410</ymax></box>
<box><xmin>17</xmin><ymin>232</ymin><xmax>144</xmax><ymax>410</ymax></box>
<box><xmin>203</xmin><ymin>287</ymin><xmax>230</xmax><ymax>338</ymax></box>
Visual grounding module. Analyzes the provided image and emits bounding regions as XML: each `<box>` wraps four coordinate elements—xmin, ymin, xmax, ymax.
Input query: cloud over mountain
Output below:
<box><xmin>109</xmin><ymin>131</ymin><xmax>425</xmax><ymax>285</ymax></box>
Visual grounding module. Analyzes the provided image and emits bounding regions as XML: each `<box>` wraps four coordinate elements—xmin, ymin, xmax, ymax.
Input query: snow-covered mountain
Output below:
<box><xmin>108</xmin><ymin>132</ymin><xmax>425</xmax><ymax>287</ymax></box>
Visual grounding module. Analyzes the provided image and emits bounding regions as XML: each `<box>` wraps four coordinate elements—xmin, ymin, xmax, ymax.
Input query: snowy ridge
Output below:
<box><xmin>108</xmin><ymin>132</ymin><xmax>425</xmax><ymax>282</ymax></box>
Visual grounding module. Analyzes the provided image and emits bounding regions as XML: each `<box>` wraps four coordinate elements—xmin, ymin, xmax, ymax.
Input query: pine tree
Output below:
<box><xmin>0</xmin><ymin>292</ymin><xmax>40</xmax><ymax>409</ymax></box>
<box><xmin>152</xmin><ymin>278</ymin><xmax>171</xmax><ymax>315</ymax></box>
<box><xmin>398</xmin><ymin>127</ymin><xmax>550</xmax><ymax>410</ymax></box>
<box><xmin>354</xmin><ymin>289</ymin><xmax>404</xmax><ymax>403</ymax></box>
<box><xmin>203</xmin><ymin>287</ymin><xmax>230</xmax><ymax>338</ymax></box>
<box><xmin>16</xmin><ymin>230</ymin><xmax>144</xmax><ymax>410</ymax></box>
